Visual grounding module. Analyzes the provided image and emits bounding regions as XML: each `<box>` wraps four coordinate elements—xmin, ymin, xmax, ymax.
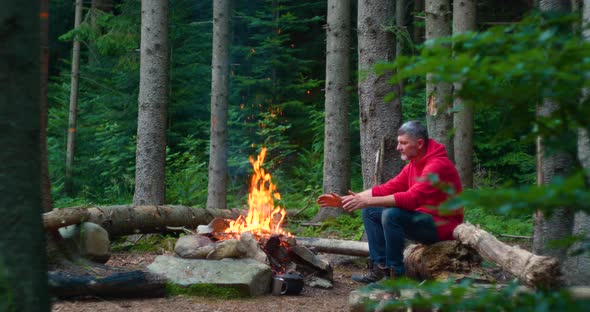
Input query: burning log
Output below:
<box><xmin>454</xmin><ymin>223</ymin><xmax>561</xmax><ymax>288</ymax></box>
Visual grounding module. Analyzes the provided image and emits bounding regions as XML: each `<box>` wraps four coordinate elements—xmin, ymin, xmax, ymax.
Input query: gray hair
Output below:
<box><xmin>398</xmin><ymin>120</ymin><xmax>428</xmax><ymax>143</ymax></box>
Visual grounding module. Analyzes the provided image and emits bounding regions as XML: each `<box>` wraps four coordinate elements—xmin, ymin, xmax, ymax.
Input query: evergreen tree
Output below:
<box><xmin>0</xmin><ymin>1</ymin><xmax>50</xmax><ymax>309</ymax></box>
<box><xmin>134</xmin><ymin>0</ymin><xmax>170</xmax><ymax>205</ymax></box>
<box><xmin>207</xmin><ymin>0</ymin><xmax>232</xmax><ymax>209</ymax></box>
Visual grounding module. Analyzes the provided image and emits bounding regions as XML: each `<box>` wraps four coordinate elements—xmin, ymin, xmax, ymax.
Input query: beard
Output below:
<box><xmin>400</xmin><ymin>154</ymin><xmax>408</xmax><ymax>161</ymax></box>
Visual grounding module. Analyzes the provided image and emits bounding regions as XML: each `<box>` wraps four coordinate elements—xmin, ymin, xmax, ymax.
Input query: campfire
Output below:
<box><xmin>218</xmin><ymin>147</ymin><xmax>289</xmax><ymax>239</ymax></box>
<box><xmin>173</xmin><ymin>147</ymin><xmax>333</xmax><ymax>295</ymax></box>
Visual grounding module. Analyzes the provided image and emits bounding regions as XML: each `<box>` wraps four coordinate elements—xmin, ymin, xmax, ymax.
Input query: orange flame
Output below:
<box><xmin>223</xmin><ymin>148</ymin><xmax>289</xmax><ymax>237</ymax></box>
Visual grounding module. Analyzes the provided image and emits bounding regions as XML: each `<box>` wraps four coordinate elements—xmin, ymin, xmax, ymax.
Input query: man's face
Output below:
<box><xmin>397</xmin><ymin>134</ymin><xmax>423</xmax><ymax>161</ymax></box>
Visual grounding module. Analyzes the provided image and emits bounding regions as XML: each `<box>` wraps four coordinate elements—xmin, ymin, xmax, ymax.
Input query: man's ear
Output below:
<box><xmin>417</xmin><ymin>138</ymin><xmax>425</xmax><ymax>149</ymax></box>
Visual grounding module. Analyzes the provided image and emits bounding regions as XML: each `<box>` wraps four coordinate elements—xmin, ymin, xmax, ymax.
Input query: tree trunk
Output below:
<box><xmin>455</xmin><ymin>223</ymin><xmax>561</xmax><ymax>289</ymax></box>
<box><xmin>357</xmin><ymin>0</ymin><xmax>403</xmax><ymax>190</ymax></box>
<box><xmin>562</xmin><ymin>0</ymin><xmax>590</xmax><ymax>286</ymax></box>
<box><xmin>40</xmin><ymin>0</ymin><xmax>53</xmax><ymax>212</ymax></box>
<box><xmin>65</xmin><ymin>0</ymin><xmax>83</xmax><ymax>196</ymax></box>
<box><xmin>134</xmin><ymin>0</ymin><xmax>169</xmax><ymax>205</ymax></box>
<box><xmin>313</xmin><ymin>0</ymin><xmax>351</xmax><ymax>222</ymax></box>
<box><xmin>396</xmin><ymin>0</ymin><xmax>406</xmax><ymax>93</ymax></box>
<box><xmin>452</xmin><ymin>0</ymin><xmax>476</xmax><ymax>188</ymax></box>
<box><xmin>533</xmin><ymin>0</ymin><xmax>574</xmax><ymax>266</ymax></box>
<box><xmin>207</xmin><ymin>0</ymin><xmax>232</xmax><ymax>210</ymax></box>
<box><xmin>413</xmin><ymin>0</ymin><xmax>425</xmax><ymax>45</ymax></box>
<box><xmin>425</xmin><ymin>0</ymin><xmax>453</xmax><ymax>160</ymax></box>
<box><xmin>44</xmin><ymin>205</ymin><xmax>240</xmax><ymax>236</ymax></box>
<box><xmin>0</xmin><ymin>1</ymin><xmax>50</xmax><ymax>309</ymax></box>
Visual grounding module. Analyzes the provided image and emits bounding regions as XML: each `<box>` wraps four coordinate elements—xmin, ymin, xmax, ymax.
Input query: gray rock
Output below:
<box><xmin>239</xmin><ymin>233</ymin><xmax>269</xmax><ymax>264</ymax></box>
<box><xmin>307</xmin><ymin>276</ymin><xmax>332</xmax><ymax>289</ymax></box>
<box><xmin>206</xmin><ymin>239</ymin><xmax>245</xmax><ymax>260</ymax></box>
<box><xmin>59</xmin><ymin>222</ymin><xmax>110</xmax><ymax>263</ymax></box>
<box><xmin>196</xmin><ymin>224</ymin><xmax>213</xmax><ymax>235</ymax></box>
<box><xmin>147</xmin><ymin>255</ymin><xmax>272</xmax><ymax>296</ymax></box>
<box><xmin>175</xmin><ymin>235</ymin><xmax>215</xmax><ymax>259</ymax></box>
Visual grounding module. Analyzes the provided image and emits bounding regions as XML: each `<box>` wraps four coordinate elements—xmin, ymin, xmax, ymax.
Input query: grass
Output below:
<box><xmin>111</xmin><ymin>234</ymin><xmax>177</xmax><ymax>253</ymax></box>
<box><xmin>166</xmin><ymin>283</ymin><xmax>248</xmax><ymax>298</ymax></box>
<box><xmin>464</xmin><ymin>206</ymin><xmax>532</xmax><ymax>237</ymax></box>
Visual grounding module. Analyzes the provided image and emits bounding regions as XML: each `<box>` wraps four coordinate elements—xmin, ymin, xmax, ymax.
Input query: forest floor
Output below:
<box><xmin>51</xmin><ymin>251</ymin><xmax>361</xmax><ymax>312</ymax></box>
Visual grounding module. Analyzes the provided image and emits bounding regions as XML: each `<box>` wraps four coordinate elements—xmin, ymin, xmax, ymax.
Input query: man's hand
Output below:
<box><xmin>342</xmin><ymin>190</ymin><xmax>369</xmax><ymax>212</ymax></box>
<box><xmin>317</xmin><ymin>192</ymin><xmax>343</xmax><ymax>208</ymax></box>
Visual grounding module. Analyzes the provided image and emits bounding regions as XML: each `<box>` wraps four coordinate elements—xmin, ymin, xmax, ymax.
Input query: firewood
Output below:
<box><xmin>43</xmin><ymin>205</ymin><xmax>240</xmax><ymax>236</ymax></box>
<box><xmin>453</xmin><ymin>223</ymin><xmax>561</xmax><ymax>289</ymax></box>
<box><xmin>49</xmin><ymin>270</ymin><xmax>166</xmax><ymax>299</ymax></box>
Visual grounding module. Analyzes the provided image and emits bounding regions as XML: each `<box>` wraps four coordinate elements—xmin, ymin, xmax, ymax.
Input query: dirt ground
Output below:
<box><xmin>51</xmin><ymin>252</ymin><xmax>361</xmax><ymax>312</ymax></box>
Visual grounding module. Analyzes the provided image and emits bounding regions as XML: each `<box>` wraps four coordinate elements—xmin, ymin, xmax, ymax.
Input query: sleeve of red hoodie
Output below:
<box><xmin>372</xmin><ymin>160</ymin><xmax>449</xmax><ymax>212</ymax></box>
<box><xmin>371</xmin><ymin>165</ymin><xmax>410</xmax><ymax>196</ymax></box>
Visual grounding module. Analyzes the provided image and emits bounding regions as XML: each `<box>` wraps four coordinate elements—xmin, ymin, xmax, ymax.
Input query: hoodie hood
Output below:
<box><xmin>413</xmin><ymin>139</ymin><xmax>448</xmax><ymax>167</ymax></box>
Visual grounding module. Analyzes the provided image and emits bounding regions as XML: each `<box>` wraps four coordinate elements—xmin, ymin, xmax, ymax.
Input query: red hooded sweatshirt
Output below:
<box><xmin>371</xmin><ymin>139</ymin><xmax>463</xmax><ymax>241</ymax></box>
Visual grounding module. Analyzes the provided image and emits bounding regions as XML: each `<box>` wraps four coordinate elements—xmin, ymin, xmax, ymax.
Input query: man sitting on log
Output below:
<box><xmin>317</xmin><ymin>120</ymin><xmax>464</xmax><ymax>283</ymax></box>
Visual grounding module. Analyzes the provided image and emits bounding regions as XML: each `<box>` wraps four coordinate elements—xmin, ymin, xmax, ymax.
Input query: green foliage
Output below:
<box><xmin>111</xmin><ymin>234</ymin><xmax>177</xmax><ymax>253</ymax></box>
<box><xmin>361</xmin><ymin>279</ymin><xmax>589</xmax><ymax>311</ymax></box>
<box><xmin>444</xmin><ymin>172</ymin><xmax>590</xmax><ymax>218</ymax></box>
<box><xmin>0</xmin><ymin>257</ymin><xmax>15</xmax><ymax>312</ymax></box>
<box><xmin>166</xmin><ymin>282</ymin><xmax>247</xmax><ymax>299</ymax></box>
<box><xmin>166</xmin><ymin>136</ymin><xmax>210</xmax><ymax>207</ymax></box>
<box><xmin>464</xmin><ymin>206</ymin><xmax>532</xmax><ymax>237</ymax></box>
<box><xmin>294</xmin><ymin>213</ymin><xmax>364</xmax><ymax>240</ymax></box>
<box><xmin>378</xmin><ymin>12</ymin><xmax>590</xmax><ymax>154</ymax></box>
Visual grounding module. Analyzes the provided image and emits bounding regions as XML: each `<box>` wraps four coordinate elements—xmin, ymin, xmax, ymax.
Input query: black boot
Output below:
<box><xmin>351</xmin><ymin>263</ymin><xmax>391</xmax><ymax>284</ymax></box>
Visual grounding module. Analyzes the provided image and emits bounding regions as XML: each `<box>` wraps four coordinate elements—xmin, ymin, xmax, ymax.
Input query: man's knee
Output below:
<box><xmin>381</xmin><ymin>207</ymin><xmax>408</xmax><ymax>225</ymax></box>
<box><xmin>362</xmin><ymin>207</ymin><xmax>383</xmax><ymax>221</ymax></box>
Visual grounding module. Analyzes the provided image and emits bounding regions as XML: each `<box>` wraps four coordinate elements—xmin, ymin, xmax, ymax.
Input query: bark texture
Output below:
<box><xmin>357</xmin><ymin>0</ymin><xmax>403</xmax><ymax>189</ymax></box>
<box><xmin>134</xmin><ymin>0</ymin><xmax>169</xmax><ymax>205</ymax></box>
<box><xmin>44</xmin><ymin>205</ymin><xmax>240</xmax><ymax>236</ymax></box>
<box><xmin>65</xmin><ymin>0</ymin><xmax>83</xmax><ymax>196</ymax></box>
<box><xmin>315</xmin><ymin>0</ymin><xmax>351</xmax><ymax>222</ymax></box>
<box><xmin>533</xmin><ymin>0</ymin><xmax>574</xmax><ymax>266</ymax></box>
<box><xmin>403</xmin><ymin>240</ymin><xmax>481</xmax><ymax>280</ymax></box>
<box><xmin>49</xmin><ymin>270</ymin><xmax>166</xmax><ymax>299</ymax></box>
<box><xmin>0</xmin><ymin>2</ymin><xmax>50</xmax><ymax>309</ymax></box>
<box><xmin>425</xmin><ymin>0</ymin><xmax>453</xmax><ymax>160</ymax></box>
<box><xmin>455</xmin><ymin>223</ymin><xmax>561</xmax><ymax>288</ymax></box>
<box><xmin>207</xmin><ymin>0</ymin><xmax>232</xmax><ymax>210</ymax></box>
<box><xmin>562</xmin><ymin>0</ymin><xmax>590</xmax><ymax>286</ymax></box>
<box><xmin>395</xmin><ymin>0</ymin><xmax>406</xmax><ymax>94</ymax></box>
<box><xmin>296</xmin><ymin>237</ymin><xmax>369</xmax><ymax>257</ymax></box>
<box><xmin>297</xmin><ymin>238</ymin><xmax>481</xmax><ymax>281</ymax></box>
<box><xmin>40</xmin><ymin>0</ymin><xmax>52</xmax><ymax>212</ymax></box>
<box><xmin>413</xmin><ymin>0</ymin><xmax>425</xmax><ymax>44</ymax></box>
<box><xmin>452</xmin><ymin>0</ymin><xmax>476</xmax><ymax>188</ymax></box>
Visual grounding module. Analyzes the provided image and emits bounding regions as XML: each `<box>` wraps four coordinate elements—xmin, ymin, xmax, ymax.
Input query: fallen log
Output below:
<box><xmin>403</xmin><ymin>240</ymin><xmax>482</xmax><ymax>280</ymax></box>
<box><xmin>295</xmin><ymin>237</ymin><xmax>370</xmax><ymax>257</ymax></box>
<box><xmin>49</xmin><ymin>270</ymin><xmax>167</xmax><ymax>299</ymax></box>
<box><xmin>295</xmin><ymin>237</ymin><xmax>482</xmax><ymax>281</ymax></box>
<box><xmin>43</xmin><ymin>205</ymin><xmax>240</xmax><ymax>236</ymax></box>
<box><xmin>454</xmin><ymin>223</ymin><xmax>561</xmax><ymax>289</ymax></box>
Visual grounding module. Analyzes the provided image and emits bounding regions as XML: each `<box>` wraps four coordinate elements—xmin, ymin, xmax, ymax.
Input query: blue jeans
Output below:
<box><xmin>362</xmin><ymin>207</ymin><xmax>438</xmax><ymax>276</ymax></box>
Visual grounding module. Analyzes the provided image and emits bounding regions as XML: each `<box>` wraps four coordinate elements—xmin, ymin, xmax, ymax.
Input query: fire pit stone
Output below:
<box><xmin>147</xmin><ymin>255</ymin><xmax>272</xmax><ymax>296</ymax></box>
